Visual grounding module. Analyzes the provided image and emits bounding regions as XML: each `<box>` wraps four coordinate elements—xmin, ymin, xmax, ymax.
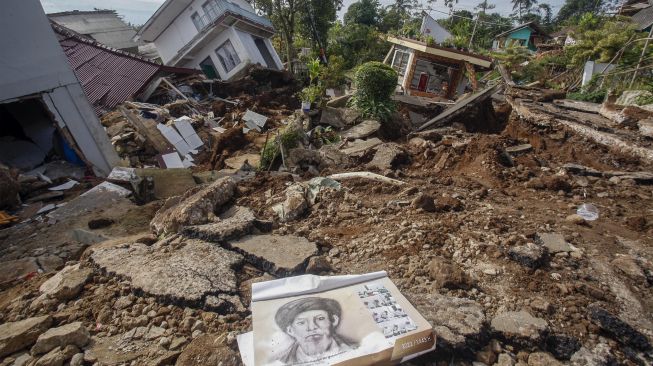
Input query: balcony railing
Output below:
<box><xmin>193</xmin><ymin>0</ymin><xmax>273</xmax><ymax>32</ymax></box>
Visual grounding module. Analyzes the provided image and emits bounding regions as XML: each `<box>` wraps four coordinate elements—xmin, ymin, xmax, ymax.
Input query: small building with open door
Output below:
<box><xmin>385</xmin><ymin>36</ymin><xmax>493</xmax><ymax>101</ymax></box>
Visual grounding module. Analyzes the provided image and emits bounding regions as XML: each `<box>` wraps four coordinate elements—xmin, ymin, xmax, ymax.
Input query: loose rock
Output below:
<box><xmin>39</xmin><ymin>264</ymin><xmax>93</xmax><ymax>301</ymax></box>
<box><xmin>32</xmin><ymin>322</ymin><xmax>89</xmax><ymax>355</ymax></box>
<box><xmin>491</xmin><ymin>311</ymin><xmax>548</xmax><ymax>341</ymax></box>
<box><xmin>0</xmin><ymin>316</ymin><xmax>52</xmax><ymax>357</ymax></box>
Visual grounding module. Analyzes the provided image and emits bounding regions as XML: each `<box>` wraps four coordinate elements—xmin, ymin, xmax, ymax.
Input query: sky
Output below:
<box><xmin>40</xmin><ymin>0</ymin><xmax>565</xmax><ymax>26</ymax></box>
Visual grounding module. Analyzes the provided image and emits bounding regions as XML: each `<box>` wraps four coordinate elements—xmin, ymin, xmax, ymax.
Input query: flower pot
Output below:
<box><xmin>301</xmin><ymin>101</ymin><xmax>311</xmax><ymax>112</ymax></box>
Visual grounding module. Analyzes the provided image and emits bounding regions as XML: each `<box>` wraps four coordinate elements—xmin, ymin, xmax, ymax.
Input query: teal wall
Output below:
<box><xmin>505</xmin><ymin>27</ymin><xmax>537</xmax><ymax>51</ymax></box>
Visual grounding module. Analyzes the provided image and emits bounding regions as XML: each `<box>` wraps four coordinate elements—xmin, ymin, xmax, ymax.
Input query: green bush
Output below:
<box><xmin>348</xmin><ymin>61</ymin><xmax>398</xmax><ymax>121</ymax></box>
<box><xmin>567</xmin><ymin>89</ymin><xmax>607</xmax><ymax>103</ymax></box>
<box><xmin>353</xmin><ymin>61</ymin><xmax>398</xmax><ymax>102</ymax></box>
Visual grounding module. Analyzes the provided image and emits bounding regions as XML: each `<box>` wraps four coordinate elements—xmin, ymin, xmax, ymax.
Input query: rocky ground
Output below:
<box><xmin>1</xmin><ymin>87</ymin><xmax>652</xmax><ymax>366</ymax></box>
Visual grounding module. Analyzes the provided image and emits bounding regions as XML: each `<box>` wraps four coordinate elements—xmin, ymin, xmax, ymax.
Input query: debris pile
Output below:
<box><xmin>1</xmin><ymin>70</ymin><xmax>653</xmax><ymax>366</ymax></box>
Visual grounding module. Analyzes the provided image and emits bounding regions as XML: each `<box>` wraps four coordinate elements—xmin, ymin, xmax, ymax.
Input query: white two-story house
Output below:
<box><xmin>136</xmin><ymin>0</ymin><xmax>283</xmax><ymax>80</ymax></box>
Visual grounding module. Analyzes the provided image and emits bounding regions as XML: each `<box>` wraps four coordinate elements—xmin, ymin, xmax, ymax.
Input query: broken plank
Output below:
<box><xmin>119</xmin><ymin>106</ymin><xmax>172</xmax><ymax>154</ymax></box>
<box><xmin>418</xmin><ymin>84</ymin><xmax>498</xmax><ymax>131</ymax></box>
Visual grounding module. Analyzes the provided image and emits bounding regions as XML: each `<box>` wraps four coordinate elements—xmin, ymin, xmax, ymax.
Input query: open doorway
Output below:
<box><xmin>253</xmin><ymin>37</ymin><xmax>278</xmax><ymax>70</ymax></box>
<box><xmin>199</xmin><ymin>56</ymin><xmax>219</xmax><ymax>79</ymax></box>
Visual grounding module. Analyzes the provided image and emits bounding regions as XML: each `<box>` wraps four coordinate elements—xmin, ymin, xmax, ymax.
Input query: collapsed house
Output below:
<box><xmin>47</xmin><ymin>10</ymin><xmax>140</xmax><ymax>54</ymax></box>
<box><xmin>51</xmin><ymin>23</ymin><xmax>198</xmax><ymax>116</ymax></box>
<box><xmin>492</xmin><ymin>22</ymin><xmax>551</xmax><ymax>52</ymax></box>
<box><xmin>0</xmin><ymin>0</ymin><xmax>118</xmax><ymax>176</ymax></box>
<box><xmin>135</xmin><ymin>0</ymin><xmax>283</xmax><ymax>81</ymax></box>
<box><xmin>385</xmin><ymin>36</ymin><xmax>493</xmax><ymax>100</ymax></box>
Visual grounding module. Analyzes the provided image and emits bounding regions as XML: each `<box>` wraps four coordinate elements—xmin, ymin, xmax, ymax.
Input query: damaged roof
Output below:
<box><xmin>51</xmin><ymin>22</ymin><xmax>196</xmax><ymax>116</ymax></box>
<box><xmin>48</xmin><ymin>10</ymin><xmax>138</xmax><ymax>51</ymax></box>
<box><xmin>387</xmin><ymin>36</ymin><xmax>493</xmax><ymax>69</ymax></box>
<box><xmin>494</xmin><ymin>21</ymin><xmax>551</xmax><ymax>39</ymax></box>
<box><xmin>632</xmin><ymin>5</ymin><xmax>653</xmax><ymax>30</ymax></box>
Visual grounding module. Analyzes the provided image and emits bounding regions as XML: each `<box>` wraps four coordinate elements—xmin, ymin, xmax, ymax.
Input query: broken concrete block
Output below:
<box><xmin>319</xmin><ymin>107</ymin><xmax>345</xmax><ymax>128</ymax></box>
<box><xmin>326</xmin><ymin>94</ymin><xmax>351</xmax><ymax>108</ymax></box>
<box><xmin>228</xmin><ymin>234</ymin><xmax>318</xmax><ymax>276</ymax></box>
<box><xmin>150</xmin><ymin>177</ymin><xmax>236</xmax><ymax>235</ymax></box>
<box><xmin>340</xmin><ymin>138</ymin><xmax>382</xmax><ymax>157</ymax></box>
<box><xmin>491</xmin><ymin>311</ymin><xmax>548</xmax><ymax>341</ymax></box>
<box><xmin>407</xmin><ymin>293</ymin><xmax>485</xmax><ymax>351</ymax></box>
<box><xmin>305</xmin><ymin>256</ymin><xmax>332</xmax><ymax>274</ymax></box>
<box><xmin>0</xmin><ymin>316</ymin><xmax>52</xmax><ymax>357</ymax></box>
<box><xmin>32</xmin><ymin>322</ymin><xmax>89</xmax><ymax>355</ymax></box>
<box><xmin>535</xmin><ymin>233</ymin><xmax>574</xmax><ymax>254</ymax></box>
<box><xmin>272</xmin><ymin>184</ymin><xmax>308</xmax><ymax>222</ymax></box>
<box><xmin>341</xmin><ymin>120</ymin><xmax>381</xmax><ymax>141</ymax></box>
<box><xmin>367</xmin><ymin>143</ymin><xmax>408</xmax><ymax>171</ymax></box>
<box><xmin>508</xmin><ymin>243</ymin><xmax>546</xmax><ymax>269</ymax></box>
<box><xmin>638</xmin><ymin>118</ymin><xmax>653</xmax><ymax>138</ymax></box>
<box><xmin>90</xmin><ymin>237</ymin><xmax>242</xmax><ymax>311</ymax></box>
<box><xmin>39</xmin><ymin>264</ymin><xmax>93</xmax><ymax>301</ymax></box>
<box><xmin>181</xmin><ymin>206</ymin><xmax>256</xmax><ymax>242</ymax></box>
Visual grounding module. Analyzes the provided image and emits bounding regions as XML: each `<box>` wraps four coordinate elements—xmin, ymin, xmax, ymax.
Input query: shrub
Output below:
<box><xmin>567</xmin><ymin>89</ymin><xmax>607</xmax><ymax>103</ymax></box>
<box><xmin>353</xmin><ymin>61</ymin><xmax>397</xmax><ymax>101</ymax></box>
<box><xmin>348</xmin><ymin>61</ymin><xmax>398</xmax><ymax>121</ymax></box>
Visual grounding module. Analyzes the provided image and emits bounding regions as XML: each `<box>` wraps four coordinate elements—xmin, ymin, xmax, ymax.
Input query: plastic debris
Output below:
<box><xmin>577</xmin><ymin>203</ymin><xmax>599</xmax><ymax>221</ymax></box>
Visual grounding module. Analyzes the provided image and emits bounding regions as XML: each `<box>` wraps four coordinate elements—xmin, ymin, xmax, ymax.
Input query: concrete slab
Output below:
<box><xmin>90</xmin><ymin>236</ymin><xmax>243</xmax><ymax>312</ymax></box>
<box><xmin>228</xmin><ymin>234</ymin><xmax>318</xmax><ymax>276</ymax></box>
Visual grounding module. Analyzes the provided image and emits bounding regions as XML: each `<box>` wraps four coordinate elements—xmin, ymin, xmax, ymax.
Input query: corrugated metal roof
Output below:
<box><xmin>51</xmin><ymin>22</ymin><xmax>196</xmax><ymax>116</ymax></box>
<box><xmin>48</xmin><ymin>10</ymin><xmax>137</xmax><ymax>51</ymax></box>
<box><xmin>632</xmin><ymin>6</ymin><xmax>653</xmax><ymax>30</ymax></box>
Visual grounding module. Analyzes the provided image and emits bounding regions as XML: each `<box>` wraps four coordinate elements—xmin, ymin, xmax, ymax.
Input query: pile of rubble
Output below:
<box><xmin>1</xmin><ymin>75</ymin><xmax>653</xmax><ymax>366</ymax></box>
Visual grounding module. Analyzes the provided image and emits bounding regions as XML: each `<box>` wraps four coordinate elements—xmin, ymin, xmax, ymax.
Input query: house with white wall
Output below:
<box><xmin>135</xmin><ymin>0</ymin><xmax>283</xmax><ymax>81</ymax></box>
<box><xmin>0</xmin><ymin>0</ymin><xmax>118</xmax><ymax>176</ymax></box>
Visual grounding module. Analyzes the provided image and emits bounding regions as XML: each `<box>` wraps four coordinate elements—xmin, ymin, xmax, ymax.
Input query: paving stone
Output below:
<box><xmin>0</xmin><ymin>316</ymin><xmax>52</xmax><ymax>357</ymax></box>
<box><xmin>32</xmin><ymin>322</ymin><xmax>89</xmax><ymax>355</ymax></box>
<box><xmin>535</xmin><ymin>233</ymin><xmax>574</xmax><ymax>254</ymax></box>
<box><xmin>182</xmin><ymin>206</ymin><xmax>256</xmax><ymax>242</ymax></box>
<box><xmin>90</xmin><ymin>237</ymin><xmax>243</xmax><ymax>311</ymax></box>
<box><xmin>491</xmin><ymin>311</ymin><xmax>548</xmax><ymax>341</ymax></box>
<box><xmin>150</xmin><ymin>177</ymin><xmax>236</xmax><ymax>235</ymax></box>
<box><xmin>228</xmin><ymin>234</ymin><xmax>318</xmax><ymax>276</ymax></box>
<box><xmin>407</xmin><ymin>293</ymin><xmax>486</xmax><ymax>350</ymax></box>
<box><xmin>39</xmin><ymin>264</ymin><xmax>93</xmax><ymax>301</ymax></box>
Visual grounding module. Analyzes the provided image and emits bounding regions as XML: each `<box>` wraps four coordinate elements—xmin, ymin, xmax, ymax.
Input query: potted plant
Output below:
<box><xmin>299</xmin><ymin>58</ymin><xmax>324</xmax><ymax>112</ymax></box>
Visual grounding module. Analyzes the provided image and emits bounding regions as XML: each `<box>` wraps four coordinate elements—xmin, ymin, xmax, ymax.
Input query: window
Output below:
<box><xmin>391</xmin><ymin>50</ymin><xmax>410</xmax><ymax>75</ymax></box>
<box><xmin>202</xmin><ymin>0</ymin><xmax>219</xmax><ymax>21</ymax></box>
<box><xmin>215</xmin><ymin>40</ymin><xmax>241</xmax><ymax>73</ymax></box>
<box><xmin>191</xmin><ymin>12</ymin><xmax>204</xmax><ymax>31</ymax></box>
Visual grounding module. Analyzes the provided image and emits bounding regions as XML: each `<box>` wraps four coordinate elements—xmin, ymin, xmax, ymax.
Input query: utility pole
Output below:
<box><xmin>468</xmin><ymin>0</ymin><xmax>488</xmax><ymax>49</ymax></box>
<box><xmin>629</xmin><ymin>28</ymin><xmax>653</xmax><ymax>88</ymax></box>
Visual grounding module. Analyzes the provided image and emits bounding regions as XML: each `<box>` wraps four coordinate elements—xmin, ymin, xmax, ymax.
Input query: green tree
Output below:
<box><xmin>296</xmin><ymin>0</ymin><xmax>341</xmax><ymax>53</ymax></box>
<box><xmin>512</xmin><ymin>0</ymin><xmax>538</xmax><ymax>22</ymax></box>
<box><xmin>327</xmin><ymin>21</ymin><xmax>389</xmax><ymax>69</ymax></box>
<box><xmin>344</xmin><ymin>0</ymin><xmax>380</xmax><ymax>26</ymax></box>
<box><xmin>555</xmin><ymin>0</ymin><xmax>617</xmax><ymax>24</ymax></box>
<box><xmin>250</xmin><ymin>0</ymin><xmax>341</xmax><ymax>63</ymax></box>
<box><xmin>565</xmin><ymin>14</ymin><xmax>650</xmax><ymax>67</ymax></box>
